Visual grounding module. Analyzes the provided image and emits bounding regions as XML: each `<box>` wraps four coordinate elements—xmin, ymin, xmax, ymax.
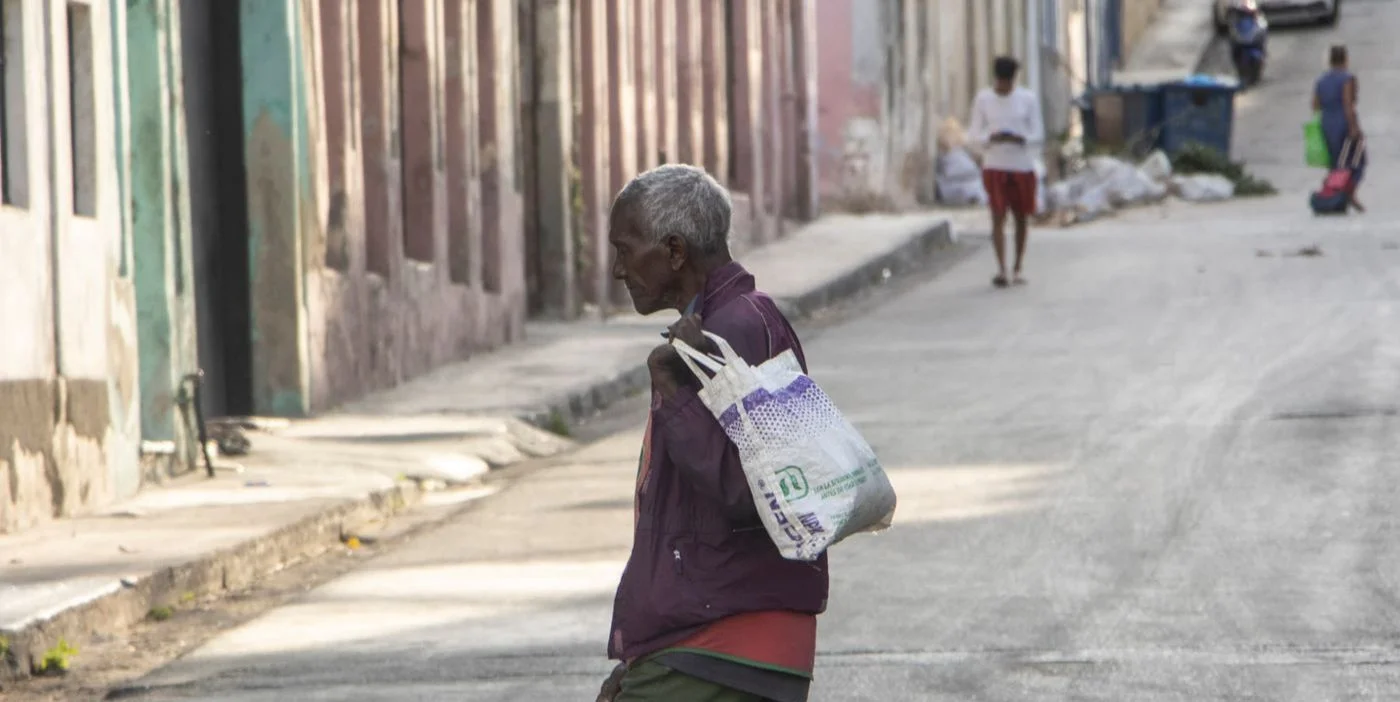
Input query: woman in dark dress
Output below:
<box><xmin>1313</xmin><ymin>45</ymin><xmax>1366</xmax><ymax>212</ymax></box>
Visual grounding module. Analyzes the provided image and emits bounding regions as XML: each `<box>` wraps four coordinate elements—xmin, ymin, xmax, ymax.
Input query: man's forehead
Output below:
<box><xmin>608</xmin><ymin>211</ymin><xmax>650</xmax><ymax>243</ymax></box>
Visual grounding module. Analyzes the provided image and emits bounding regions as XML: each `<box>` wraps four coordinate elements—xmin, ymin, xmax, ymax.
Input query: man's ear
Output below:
<box><xmin>666</xmin><ymin>234</ymin><xmax>688</xmax><ymax>271</ymax></box>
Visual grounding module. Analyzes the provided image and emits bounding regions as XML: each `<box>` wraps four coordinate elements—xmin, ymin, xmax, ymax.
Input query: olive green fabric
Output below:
<box><xmin>615</xmin><ymin>659</ymin><xmax>767</xmax><ymax>702</ymax></box>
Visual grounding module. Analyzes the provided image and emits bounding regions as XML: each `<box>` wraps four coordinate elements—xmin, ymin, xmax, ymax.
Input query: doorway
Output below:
<box><xmin>181</xmin><ymin>0</ymin><xmax>252</xmax><ymax>418</ymax></box>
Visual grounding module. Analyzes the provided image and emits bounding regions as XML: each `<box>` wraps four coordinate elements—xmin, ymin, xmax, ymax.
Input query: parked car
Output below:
<box><xmin>1215</xmin><ymin>0</ymin><xmax>1339</xmax><ymax>32</ymax></box>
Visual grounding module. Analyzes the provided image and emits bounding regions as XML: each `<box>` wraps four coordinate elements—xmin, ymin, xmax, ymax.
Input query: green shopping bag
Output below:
<box><xmin>1304</xmin><ymin>116</ymin><xmax>1330</xmax><ymax>168</ymax></box>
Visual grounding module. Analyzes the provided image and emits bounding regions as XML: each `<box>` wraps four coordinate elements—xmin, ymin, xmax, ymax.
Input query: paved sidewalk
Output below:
<box><xmin>0</xmin><ymin>212</ymin><xmax>957</xmax><ymax>682</ymax></box>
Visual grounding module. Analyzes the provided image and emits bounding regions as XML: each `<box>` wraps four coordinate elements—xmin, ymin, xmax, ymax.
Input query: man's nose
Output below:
<box><xmin>611</xmin><ymin>258</ymin><xmax>625</xmax><ymax>280</ymax></box>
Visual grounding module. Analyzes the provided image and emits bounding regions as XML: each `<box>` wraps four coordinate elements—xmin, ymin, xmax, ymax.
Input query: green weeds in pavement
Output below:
<box><xmin>35</xmin><ymin>638</ymin><xmax>77</xmax><ymax>676</ymax></box>
<box><xmin>544</xmin><ymin>411</ymin><xmax>572</xmax><ymax>437</ymax></box>
<box><xmin>1171</xmin><ymin>142</ymin><xmax>1277</xmax><ymax>196</ymax></box>
<box><xmin>148</xmin><ymin>605</ymin><xmax>174</xmax><ymax>622</ymax></box>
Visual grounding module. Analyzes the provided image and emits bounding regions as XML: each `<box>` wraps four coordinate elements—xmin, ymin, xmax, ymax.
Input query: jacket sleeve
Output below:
<box><xmin>654</xmin><ymin>316</ymin><xmax>775</xmax><ymax>523</ymax></box>
<box><xmin>656</xmin><ymin>391</ymin><xmax>757</xmax><ymax>522</ymax></box>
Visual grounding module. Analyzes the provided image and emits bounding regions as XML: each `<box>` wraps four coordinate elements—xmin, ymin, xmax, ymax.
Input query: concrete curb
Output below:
<box><xmin>524</xmin><ymin>219</ymin><xmax>958</xmax><ymax>430</ymax></box>
<box><xmin>0</xmin><ymin>483</ymin><xmax>422</xmax><ymax>683</ymax></box>
<box><xmin>777</xmin><ymin>219</ymin><xmax>955</xmax><ymax>321</ymax></box>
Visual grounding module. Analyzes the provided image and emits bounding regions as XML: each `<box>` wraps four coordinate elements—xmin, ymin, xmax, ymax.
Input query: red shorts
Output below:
<box><xmin>983</xmin><ymin>169</ymin><xmax>1038</xmax><ymax>218</ymax></box>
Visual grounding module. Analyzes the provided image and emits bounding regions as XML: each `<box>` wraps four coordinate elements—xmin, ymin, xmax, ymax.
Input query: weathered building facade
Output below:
<box><xmin>815</xmin><ymin>0</ymin><xmax>1078</xmax><ymax>207</ymax></box>
<box><xmin>1</xmin><ymin>0</ymin><xmax>199</xmax><ymax>533</ymax></box>
<box><xmin>814</xmin><ymin>0</ymin><xmax>1169</xmax><ymax>207</ymax></box>
<box><xmin>0</xmin><ymin>0</ymin><xmax>862</xmax><ymax>533</ymax></box>
<box><xmin>234</xmin><ymin>0</ymin><xmax>818</xmax><ymax>411</ymax></box>
<box><xmin>522</xmin><ymin>0</ymin><xmax>819</xmax><ymax>319</ymax></box>
<box><xmin>228</xmin><ymin>0</ymin><xmax>530</xmax><ymax>416</ymax></box>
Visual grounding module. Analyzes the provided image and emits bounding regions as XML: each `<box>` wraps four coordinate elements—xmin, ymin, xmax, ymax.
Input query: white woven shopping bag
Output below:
<box><xmin>673</xmin><ymin>331</ymin><xmax>896</xmax><ymax>561</ymax></box>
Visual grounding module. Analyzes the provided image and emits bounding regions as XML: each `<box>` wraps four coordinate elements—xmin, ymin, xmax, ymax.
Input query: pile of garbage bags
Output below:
<box><xmin>934</xmin><ymin>116</ymin><xmax>1239</xmax><ymax>227</ymax></box>
<box><xmin>934</xmin><ymin>118</ymin><xmax>989</xmax><ymax>207</ymax></box>
<box><xmin>1043</xmin><ymin>150</ymin><xmax>1235</xmax><ymax>226</ymax></box>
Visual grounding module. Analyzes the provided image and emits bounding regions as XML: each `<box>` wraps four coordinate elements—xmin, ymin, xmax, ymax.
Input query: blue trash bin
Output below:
<box><xmin>1160</xmin><ymin>76</ymin><xmax>1239</xmax><ymax>158</ymax></box>
<box><xmin>1081</xmin><ymin>84</ymin><xmax>1166</xmax><ymax>155</ymax></box>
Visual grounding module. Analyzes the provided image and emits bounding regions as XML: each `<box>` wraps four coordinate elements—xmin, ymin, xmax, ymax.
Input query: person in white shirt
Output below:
<box><xmin>968</xmin><ymin>56</ymin><xmax>1045</xmax><ymax>288</ymax></box>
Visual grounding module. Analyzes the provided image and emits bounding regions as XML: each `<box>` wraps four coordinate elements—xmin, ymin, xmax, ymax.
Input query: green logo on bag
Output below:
<box><xmin>777</xmin><ymin>466</ymin><xmax>809</xmax><ymax>500</ymax></box>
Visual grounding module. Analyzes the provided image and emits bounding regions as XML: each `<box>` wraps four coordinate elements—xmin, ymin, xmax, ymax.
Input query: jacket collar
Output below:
<box><xmin>691</xmin><ymin>261</ymin><xmax>754</xmax><ymax>317</ymax></box>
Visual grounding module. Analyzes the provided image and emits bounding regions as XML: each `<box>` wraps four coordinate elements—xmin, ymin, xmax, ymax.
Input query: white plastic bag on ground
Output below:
<box><xmin>1139</xmin><ymin>150</ymin><xmax>1173</xmax><ymax>182</ymax></box>
<box><xmin>1045</xmin><ymin>180</ymin><xmax>1079</xmax><ymax>214</ymax></box>
<box><xmin>936</xmin><ymin>148</ymin><xmax>988</xmax><ymax>206</ymax></box>
<box><xmin>1076</xmin><ymin>184</ymin><xmax>1115</xmax><ymax>221</ymax></box>
<box><xmin>1109</xmin><ymin>168</ymin><xmax>1168</xmax><ymax>206</ymax></box>
<box><xmin>936</xmin><ymin>178</ymin><xmax>988</xmax><ymax>206</ymax></box>
<box><xmin>674</xmin><ymin>332</ymin><xmax>897</xmax><ymax>562</ymax></box>
<box><xmin>1171</xmin><ymin>173</ymin><xmax>1236</xmax><ymax>202</ymax></box>
<box><xmin>1087</xmin><ymin>156</ymin><xmax>1167</xmax><ymax>207</ymax></box>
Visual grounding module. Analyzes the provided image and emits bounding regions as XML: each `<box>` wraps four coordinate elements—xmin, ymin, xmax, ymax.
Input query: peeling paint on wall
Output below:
<box><xmin>0</xmin><ymin>380</ymin><xmax>117</xmax><ymax>533</ymax></box>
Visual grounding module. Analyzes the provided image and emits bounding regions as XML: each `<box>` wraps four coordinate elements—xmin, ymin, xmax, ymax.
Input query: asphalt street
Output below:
<box><xmin>113</xmin><ymin>4</ymin><xmax>1400</xmax><ymax>700</ymax></box>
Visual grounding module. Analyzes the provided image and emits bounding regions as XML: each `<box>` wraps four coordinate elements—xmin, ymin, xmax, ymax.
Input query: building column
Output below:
<box><xmin>633</xmin><ymin>0</ymin><xmax>657</xmax><ymax>171</ymax></box>
<box><xmin>656</xmin><ymin>0</ymin><xmax>679</xmax><ymax>164</ymax></box>
<box><xmin>760</xmin><ymin>0</ymin><xmax>784</xmax><ymax>239</ymax></box>
<box><xmin>727</xmin><ymin>0</ymin><xmax>764</xmax><ymax>242</ymax></box>
<box><xmin>606</xmin><ymin>0</ymin><xmax>637</xmax><ymax>194</ymax></box>
<box><xmin>699</xmin><ymin>0</ymin><xmax>727</xmax><ymax>183</ymax></box>
<box><xmin>126</xmin><ymin>0</ymin><xmax>199</xmax><ymax>450</ymax></box>
<box><xmin>240</xmin><ymin>0</ymin><xmax>312</xmax><ymax>416</ymax></box>
<box><xmin>790</xmin><ymin>0</ymin><xmax>818</xmax><ymax>221</ymax></box>
<box><xmin>675</xmin><ymin>0</ymin><xmax>704</xmax><ymax>166</ymax></box>
<box><xmin>528</xmin><ymin>0</ymin><xmax>578</xmax><ymax>318</ymax></box>
<box><xmin>577</xmin><ymin>0</ymin><xmax>612</xmax><ymax>311</ymax></box>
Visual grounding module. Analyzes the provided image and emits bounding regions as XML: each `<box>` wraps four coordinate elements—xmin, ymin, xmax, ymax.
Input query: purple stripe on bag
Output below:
<box><xmin>717</xmin><ymin>375</ymin><xmax>816</xmax><ymax>429</ymax></box>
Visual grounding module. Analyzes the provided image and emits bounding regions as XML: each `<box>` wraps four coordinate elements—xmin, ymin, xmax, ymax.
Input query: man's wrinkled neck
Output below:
<box><xmin>672</xmin><ymin>253</ymin><xmax>732</xmax><ymax>313</ymax></box>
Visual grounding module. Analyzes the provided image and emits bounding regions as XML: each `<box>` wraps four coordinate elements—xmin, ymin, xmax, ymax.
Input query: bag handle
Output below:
<box><xmin>671</xmin><ymin>331</ymin><xmax>747</xmax><ymax>385</ymax></box>
<box><xmin>1339</xmin><ymin>135</ymin><xmax>1365</xmax><ymax>169</ymax></box>
<box><xmin>694</xmin><ymin>330</ymin><xmax>745</xmax><ymax>367</ymax></box>
<box><xmin>672</xmin><ymin>339</ymin><xmax>725</xmax><ymax>386</ymax></box>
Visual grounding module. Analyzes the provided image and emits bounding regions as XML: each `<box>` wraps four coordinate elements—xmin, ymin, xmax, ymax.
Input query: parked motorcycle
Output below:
<box><xmin>1227</xmin><ymin>0</ymin><xmax>1269</xmax><ymax>87</ymax></box>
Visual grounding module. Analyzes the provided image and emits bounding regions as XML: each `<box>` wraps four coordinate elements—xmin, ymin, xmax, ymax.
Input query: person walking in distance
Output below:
<box><xmin>969</xmin><ymin>56</ymin><xmax>1045</xmax><ymax>287</ymax></box>
<box><xmin>1313</xmin><ymin>44</ymin><xmax>1366</xmax><ymax>213</ymax></box>
<box><xmin>596</xmin><ymin>164</ymin><xmax>827</xmax><ymax>702</ymax></box>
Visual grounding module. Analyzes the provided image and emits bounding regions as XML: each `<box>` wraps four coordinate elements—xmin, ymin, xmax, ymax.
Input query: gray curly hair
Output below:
<box><xmin>610</xmin><ymin>164</ymin><xmax>732</xmax><ymax>256</ymax></box>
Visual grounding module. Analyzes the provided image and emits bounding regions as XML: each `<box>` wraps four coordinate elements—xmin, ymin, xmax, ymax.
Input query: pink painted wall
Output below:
<box><xmin>813</xmin><ymin>0</ymin><xmax>881</xmax><ymax>201</ymax></box>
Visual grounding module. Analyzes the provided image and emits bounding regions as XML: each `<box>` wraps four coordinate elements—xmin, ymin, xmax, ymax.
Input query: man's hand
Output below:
<box><xmin>650</xmin><ymin>313</ymin><xmax>716</xmax><ymax>399</ymax></box>
<box><xmin>596</xmin><ymin>662</ymin><xmax>626</xmax><ymax>702</ymax></box>
<box><xmin>648</xmin><ymin>344</ymin><xmax>686</xmax><ymax>399</ymax></box>
<box><xmin>667</xmin><ymin>313</ymin><xmax>717</xmax><ymax>355</ymax></box>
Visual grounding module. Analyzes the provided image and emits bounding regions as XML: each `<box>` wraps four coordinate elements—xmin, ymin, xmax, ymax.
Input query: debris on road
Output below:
<box><xmin>1044</xmin><ymin>152</ymin><xmax>1169</xmax><ymax>226</ymax></box>
<box><xmin>935</xmin><ymin>118</ymin><xmax>988</xmax><ymax>207</ymax></box>
<box><xmin>1038</xmin><ymin>144</ymin><xmax>1279</xmax><ymax>227</ymax></box>
<box><xmin>1171</xmin><ymin>173</ymin><xmax>1236</xmax><ymax>202</ymax></box>
<box><xmin>1170</xmin><ymin>142</ymin><xmax>1277</xmax><ymax>197</ymax></box>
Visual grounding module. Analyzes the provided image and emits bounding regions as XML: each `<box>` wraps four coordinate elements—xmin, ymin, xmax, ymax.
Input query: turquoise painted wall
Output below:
<box><xmin>240</xmin><ymin>0</ymin><xmax>312</xmax><ymax>417</ymax></box>
<box><xmin>126</xmin><ymin>0</ymin><xmax>198</xmax><ymax>464</ymax></box>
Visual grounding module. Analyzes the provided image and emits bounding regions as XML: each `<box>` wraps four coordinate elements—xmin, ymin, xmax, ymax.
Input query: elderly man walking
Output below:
<box><xmin>596</xmin><ymin>164</ymin><xmax>827</xmax><ymax>702</ymax></box>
